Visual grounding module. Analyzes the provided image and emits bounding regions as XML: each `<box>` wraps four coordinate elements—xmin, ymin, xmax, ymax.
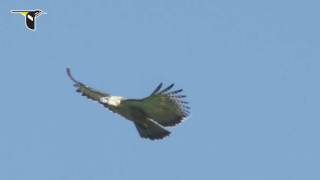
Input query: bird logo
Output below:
<box><xmin>11</xmin><ymin>9</ymin><xmax>46</xmax><ymax>31</ymax></box>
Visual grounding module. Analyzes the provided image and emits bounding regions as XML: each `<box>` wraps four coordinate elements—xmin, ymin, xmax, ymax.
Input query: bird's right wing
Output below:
<box><xmin>127</xmin><ymin>83</ymin><xmax>190</xmax><ymax>127</ymax></box>
<box><xmin>66</xmin><ymin>68</ymin><xmax>112</xmax><ymax>109</ymax></box>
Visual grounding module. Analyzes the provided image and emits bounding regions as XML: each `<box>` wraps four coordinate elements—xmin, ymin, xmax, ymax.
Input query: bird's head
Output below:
<box><xmin>100</xmin><ymin>96</ymin><xmax>124</xmax><ymax>106</ymax></box>
<box><xmin>34</xmin><ymin>10</ymin><xmax>46</xmax><ymax>17</ymax></box>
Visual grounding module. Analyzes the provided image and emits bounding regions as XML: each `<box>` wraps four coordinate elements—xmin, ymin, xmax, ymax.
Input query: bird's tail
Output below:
<box><xmin>134</xmin><ymin>119</ymin><xmax>170</xmax><ymax>140</ymax></box>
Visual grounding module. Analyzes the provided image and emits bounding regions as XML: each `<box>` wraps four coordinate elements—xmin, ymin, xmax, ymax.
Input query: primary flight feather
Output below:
<box><xmin>66</xmin><ymin>68</ymin><xmax>190</xmax><ymax>140</ymax></box>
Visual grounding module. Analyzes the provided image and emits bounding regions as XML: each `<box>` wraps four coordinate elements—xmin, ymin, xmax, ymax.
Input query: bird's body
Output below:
<box><xmin>66</xmin><ymin>68</ymin><xmax>190</xmax><ymax>140</ymax></box>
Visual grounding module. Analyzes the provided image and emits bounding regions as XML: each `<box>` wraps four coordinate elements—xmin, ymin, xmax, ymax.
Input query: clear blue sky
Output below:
<box><xmin>1</xmin><ymin>0</ymin><xmax>320</xmax><ymax>179</ymax></box>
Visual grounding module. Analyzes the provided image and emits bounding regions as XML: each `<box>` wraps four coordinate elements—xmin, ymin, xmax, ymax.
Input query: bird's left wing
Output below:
<box><xmin>66</xmin><ymin>68</ymin><xmax>111</xmax><ymax>108</ymax></box>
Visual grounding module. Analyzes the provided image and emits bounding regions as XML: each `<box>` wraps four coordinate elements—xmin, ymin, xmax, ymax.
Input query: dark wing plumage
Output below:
<box><xmin>66</xmin><ymin>68</ymin><xmax>113</xmax><ymax>110</ymax></box>
<box><xmin>134</xmin><ymin>121</ymin><xmax>170</xmax><ymax>140</ymax></box>
<box><xmin>133</xmin><ymin>83</ymin><xmax>190</xmax><ymax>127</ymax></box>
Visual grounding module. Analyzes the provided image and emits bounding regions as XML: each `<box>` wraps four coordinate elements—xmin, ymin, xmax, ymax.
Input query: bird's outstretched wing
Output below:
<box><xmin>130</xmin><ymin>83</ymin><xmax>190</xmax><ymax>127</ymax></box>
<box><xmin>66</xmin><ymin>68</ymin><xmax>111</xmax><ymax>108</ymax></box>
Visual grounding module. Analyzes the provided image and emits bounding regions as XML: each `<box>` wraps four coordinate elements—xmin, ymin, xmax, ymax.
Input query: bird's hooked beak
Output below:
<box><xmin>35</xmin><ymin>10</ymin><xmax>47</xmax><ymax>16</ymax></box>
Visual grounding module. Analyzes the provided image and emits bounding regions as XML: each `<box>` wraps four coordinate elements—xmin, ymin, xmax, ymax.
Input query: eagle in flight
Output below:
<box><xmin>66</xmin><ymin>68</ymin><xmax>190</xmax><ymax>140</ymax></box>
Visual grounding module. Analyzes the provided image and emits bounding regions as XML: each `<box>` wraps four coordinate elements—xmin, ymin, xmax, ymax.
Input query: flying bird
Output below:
<box><xmin>66</xmin><ymin>68</ymin><xmax>190</xmax><ymax>140</ymax></box>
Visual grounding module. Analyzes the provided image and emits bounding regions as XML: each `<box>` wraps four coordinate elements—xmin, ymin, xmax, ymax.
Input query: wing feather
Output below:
<box><xmin>150</xmin><ymin>82</ymin><xmax>163</xmax><ymax>95</ymax></box>
<box><xmin>158</xmin><ymin>83</ymin><xmax>174</xmax><ymax>94</ymax></box>
<box><xmin>66</xmin><ymin>68</ymin><xmax>111</xmax><ymax>107</ymax></box>
<box><xmin>166</xmin><ymin>89</ymin><xmax>183</xmax><ymax>95</ymax></box>
<box><xmin>137</xmin><ymin>83</ymin><xmax>190</xmax><ymax>127</ymax></box>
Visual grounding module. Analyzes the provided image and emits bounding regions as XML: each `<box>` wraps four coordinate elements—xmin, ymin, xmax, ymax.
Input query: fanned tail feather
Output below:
<box><xmin>134</xmin><ymin>119</ymin><xmax>170</xmax><ymax>140</ymax></box>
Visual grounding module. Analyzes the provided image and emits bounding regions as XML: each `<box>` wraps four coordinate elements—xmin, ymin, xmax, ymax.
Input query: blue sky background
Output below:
<box><xmin>1</xmin><ymin>0</ymin><xmax>320</xmax><ymax>179</ymax></box>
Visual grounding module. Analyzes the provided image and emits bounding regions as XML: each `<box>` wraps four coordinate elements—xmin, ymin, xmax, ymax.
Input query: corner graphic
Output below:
<box><xmin>11</xmin><ymin>9</ymin><xmax>46</xmax><ymax>31</ymax></box>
